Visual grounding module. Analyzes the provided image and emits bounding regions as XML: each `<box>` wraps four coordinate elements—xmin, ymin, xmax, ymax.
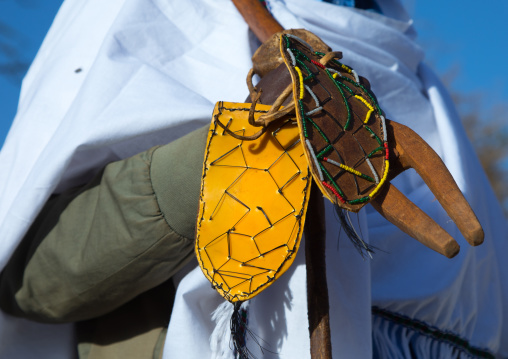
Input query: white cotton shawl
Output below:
<box><xmin>0</xmin><ymin>0</ymin><xmax>506</xmax><ymax>358</ymax></box>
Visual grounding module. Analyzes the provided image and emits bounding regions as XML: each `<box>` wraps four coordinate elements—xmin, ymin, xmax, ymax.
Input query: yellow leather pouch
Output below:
<box><xmin>195</xmin><ymin>101</ymin><xmax>311</xmax><ymax>302</ymax></box>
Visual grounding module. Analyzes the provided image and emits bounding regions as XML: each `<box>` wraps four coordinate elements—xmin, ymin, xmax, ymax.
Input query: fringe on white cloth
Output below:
<box><xmin>372</xmin><ymin>307</ymin><xmax>495</xmax><ymax>359</ymax></box>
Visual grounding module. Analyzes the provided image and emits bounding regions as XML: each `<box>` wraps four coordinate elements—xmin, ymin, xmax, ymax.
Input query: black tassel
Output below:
<box><xmin>229</xmin><ymin>301</ymin><xmax>276</xmax><ymax>359</ymax></box>
<box><xmin>231</xmin><ymin>301</ymin><xmax>250</xmax><ymax>359</ymax></box>
<box><xmin>334</xmin><ymin>204</ymin><xmax>375</xmax><ymax>258</ymax></box>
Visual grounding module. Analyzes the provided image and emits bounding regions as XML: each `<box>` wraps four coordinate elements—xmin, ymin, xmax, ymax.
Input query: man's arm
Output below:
<box><xmin>0</xmin><ymin>125</ymin><xmax>208</xmax><ymax>323</ymax></box>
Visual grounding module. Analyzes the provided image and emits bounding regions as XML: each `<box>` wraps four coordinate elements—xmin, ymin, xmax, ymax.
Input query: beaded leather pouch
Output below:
<box><xmin>281</xmin><ymin>34</ymin><xmax>388</xmax><ymax>212</ymax></box>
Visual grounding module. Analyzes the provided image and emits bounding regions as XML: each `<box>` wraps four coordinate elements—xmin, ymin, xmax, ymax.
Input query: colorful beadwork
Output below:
<box><xmin>280</xmin><ymin>34</ymin><xmax>390</xmax><ymax>211</ymax></box>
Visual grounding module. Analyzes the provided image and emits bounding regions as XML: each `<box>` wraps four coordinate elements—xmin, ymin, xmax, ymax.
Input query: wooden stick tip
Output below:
<box><xmin>465</xmin><ymin>225</ymin><xmax>485</xmax><ymax>246</ymax></box>
<box><xmin>443</xmin><ymin>240</ymin><xmax>460</xmax><ymax>259</ymax></box>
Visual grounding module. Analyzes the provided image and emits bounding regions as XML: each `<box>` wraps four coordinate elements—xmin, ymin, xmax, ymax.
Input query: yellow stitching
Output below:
<box><xmin>369</xmin><ymin>160</ymin><xmax>389</xmax><ymax>198</ymax></box>
<box><xmin>339</xmin><ymin>163</ymin><xmax>364</xmax><ymax>177</ymax></box>
<box><xmin>295</xmin><ymin>66</ymin><xmax>304</xmax><ymax>99</ymax></box>
<box><xmin>354</xmin><ymin>95</ymin><xmax>374</xmax><ymax>124</ymax></box>
<box><xmin>341</xmin><ymin>64</ymin><xmax>352</xmax><ymax>73</ymax></box>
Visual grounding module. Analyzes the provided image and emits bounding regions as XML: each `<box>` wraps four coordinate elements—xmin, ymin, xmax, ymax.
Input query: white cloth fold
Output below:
<box><xmin>0</xmin><ymin>0</ymin><xmax>506</xmax><ymax>357</ymax></box>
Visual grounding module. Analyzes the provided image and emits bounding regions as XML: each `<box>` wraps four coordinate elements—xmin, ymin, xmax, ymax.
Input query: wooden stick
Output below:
<box><xmin>231</xmin><ymin>0</ymin><xmax>283</xmax><ymax>42</ymax></box>
<box><xmin>304</xmin><ymin>183</ymin><xmax>332</xmax><ymax>358</ymax></box>
<box><xmin>230</xmin><ymin>1</ymin><xmax>333</xmax><ymax>358</ymax></box>
<box><xmin>387</xmin><ymin>120</ymin><xmax>484</xmax><ymax>247</ymax></box>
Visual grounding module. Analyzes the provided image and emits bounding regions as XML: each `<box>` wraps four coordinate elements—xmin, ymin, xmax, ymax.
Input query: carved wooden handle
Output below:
<box><xmin>231</xmin><ymin>0</ymin><xmax>283</xmax><ymax>42</ymax></box>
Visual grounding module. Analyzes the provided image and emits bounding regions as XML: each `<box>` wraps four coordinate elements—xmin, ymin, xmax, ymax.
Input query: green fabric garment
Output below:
<box><xmin>76</xmin><ymin>280</ymin><xmax>175</xmax><ymax>359</ymax></box>
<box><xmin>0</xmin><ymin>125</ymin><xmax>209</xmax><ymax>358</ymax></box>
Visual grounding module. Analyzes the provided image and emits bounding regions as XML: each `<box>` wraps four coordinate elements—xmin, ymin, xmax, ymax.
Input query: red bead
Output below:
<box><xmin>311</xmin><ymin>59</ymin><xmax>326</xmax><ymax>69</ymax></box>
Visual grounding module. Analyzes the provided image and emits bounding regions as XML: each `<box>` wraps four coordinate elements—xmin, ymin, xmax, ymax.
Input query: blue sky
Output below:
<box><xmin>1</xmin><ymin>0</ymin><xmax>507</xmax><ymax>148</ymax></box>
<box><xmin>410</xmin><ymin>0</ymin><xmax>508</xmax><ymax>111</ymax></box>
<box><xmin>0</xmin><ymin>0</ymin><xmax>63</xmax><ymax>146</ymax></box>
